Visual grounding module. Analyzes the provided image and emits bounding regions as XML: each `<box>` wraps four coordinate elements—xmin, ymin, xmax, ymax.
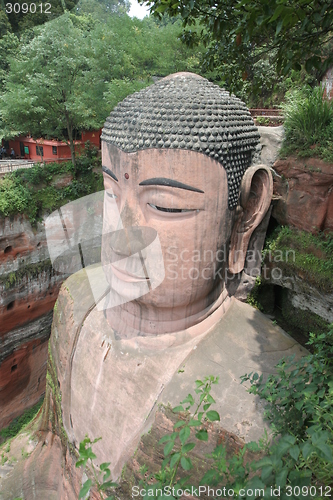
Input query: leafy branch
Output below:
<box><xmin>75</xmin><ymin>435</ymin><xmax>117</xmax><ymax>500</ymax></box>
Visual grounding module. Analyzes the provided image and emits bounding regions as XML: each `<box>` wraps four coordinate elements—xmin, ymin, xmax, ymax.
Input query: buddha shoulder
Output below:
<box><xmin>50</xmin><ymin>268</ymin><xmax>97</xmax><ymax>375</ymax></box>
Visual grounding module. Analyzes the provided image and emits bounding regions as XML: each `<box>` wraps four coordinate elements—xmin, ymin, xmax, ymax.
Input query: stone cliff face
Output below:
<box><xmin>0</xmin><ymin>215</ymin><xmax>66</xmax><ymax>429</ymax></box>
<box><xmin>272</xmin><ymin>157</ymin><xmax>333</xmax><ymax>234</ymax></box>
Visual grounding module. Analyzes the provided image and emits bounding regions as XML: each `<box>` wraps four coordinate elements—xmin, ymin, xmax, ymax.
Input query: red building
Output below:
<box><xmin>3</xmin><ymin>130</ymin><xmax>101</xmax><ymax>162</ymax></box>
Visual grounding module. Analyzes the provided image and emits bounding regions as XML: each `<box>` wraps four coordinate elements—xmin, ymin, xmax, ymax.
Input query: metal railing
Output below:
<box><xmin>0</xmin><ymin>159</ymin><xmax>36</xmax><ymax>175</ymax></box>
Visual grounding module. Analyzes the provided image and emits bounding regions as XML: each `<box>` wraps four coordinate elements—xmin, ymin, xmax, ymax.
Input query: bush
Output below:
<box><xmin>0</xmin><ymin>156</ymin><xmax>103</xmax><ymax>223</ymax></box>
<box><xmin>243</xmin><ymin>325</ymin><xmax>333</xmax><ymax>486</ymax></box>
<box><xmin>280</xmin><ymin>85</ymin><xmax>333</xmax><ymax>161</ymax></box>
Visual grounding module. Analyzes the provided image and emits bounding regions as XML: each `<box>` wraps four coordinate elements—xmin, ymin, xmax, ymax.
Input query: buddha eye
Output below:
<box><xmin>148</xmin><ymin>203</ymin><xmax>196</xmax><ymax>213</ymax></box>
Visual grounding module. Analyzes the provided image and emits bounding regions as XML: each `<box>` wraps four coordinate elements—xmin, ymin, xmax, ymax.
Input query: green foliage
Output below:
<box><xmin>0</xmin><ymin>155</ymin><xmax>103</xmax><ymax>222</ymax></box>
<box><xmin>75</xmin><ymin>435</ymin><xmax>117</xmax><ymax>499</ymax></box>
<box><xmin>144</xmin><ymin>0</ymin><xmax>333</xmax><ymax>89</ymax></box>
<box><xmin>0</xmin><ymin>176</ymin><xmax>35</xmax><ymax>218</ymax></box>
<box><xmin>78</xmin><ymin>360</ymin><xmax>333</xmax><ymax>498</ymax></box>
<box><xmin>280</xmin><ymin>85</ymin><xmax>333</xmax><ymax>162</ymax></box>
<box><xmin>242</xmin><ymin>325</ymin><xmax>333</xmax><ymax>485</ymax></box>
<box><xmin>0</xmin><ymin>398</ymin><xmax>43</xmax><ymax>442</ymax></box>
<box><xmin>263</xmin><ymin>226</ymin><xmax>333</xmax><ymax>293</ymax></box>
<box><xmin>3</xmin><ymin>0</ymin><xmax>79</xmax><ymax>34</ymax></box>
<box><xmin>246</xmin><ymin>276</ymin><xmax>264</xmax><ymax>311</ymax></box>
<box><xmin>139</xmin><ymin>376</ymin><xmax>220</xmax><ymax>498</ymax></box>
<box><xmin>0</xmin><ymin>8</ymin><xmax>205</xmax><ymax>158</ymax></box>
<box><xmin>0</xmin><ymin>12</ymin><xmax>105</xmax><ymax>165</ymax></box>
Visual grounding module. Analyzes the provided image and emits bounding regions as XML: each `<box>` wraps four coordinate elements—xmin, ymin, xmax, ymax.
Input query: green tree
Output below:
<box><xmin>142</xmin><ymin>0</ymin><xmax>333</xmax><ymax>88</ymax></box>
<box><xmin>0</xmin><ymin>0</ymin><xmax>79</xmax><ymax>34</ymax></box>
<box><xmin>75</xmin><ymin>0</ymin><xmax>130</xmax><ymax>19</ymax></box>
<box><xmin>0</xmin><ymin>13</ymin><xmax>105</xmax><ymax>167</ymax></box>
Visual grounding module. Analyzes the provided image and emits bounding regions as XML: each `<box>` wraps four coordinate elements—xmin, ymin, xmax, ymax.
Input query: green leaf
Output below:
<box><xmin>195</xmin><ymin>429</ymin><xmax>208</xmax><ymax>441</ymax></box>
<box><xmin>182</xmin><ymin>442</ymin><xmax>195</xmax><ymax>453</ymax></box>
<box><xmin>92</xmin><ymin>436</ymin><xmax>102</xmax><ymax>444</ymax></box>
<box><xmin>206</xmin><ymin>410</ymin><xmax>220</xmax><ymax>422</ymax></box>
<box><xmin>275</xmin><ymin>435</ymin><xmax>296</xmax><ymax>457</ymax></box>
<box><xmin>75</xmin><ymin>459</ymin><xmax>87</xmax><ymax>468</ymax></box>
<box><xmin>172</xmin><ymin>405</ymin><xmax>184</xmax><ymax>413</ymax></box>
<box><xmin>159</xmin><ymin>435</ymin><xmax>172</xmax><ymax>445</ymax></box>
<box><xmin>164</xmin><ymin>440</ymin><xmax>175</xmax><ymax>456</ymax></box>
<box><xmin>79</xmin><ymin>479</ymin><xmax>92</xmax><ymax>499</ymax></box>
<box><xmin>179</xmin><ymin>426</ymin><xmax>190</xmax><ymax>444</ymax></box>
<box><xmin>200</xmin><ymin>468</ymin><xmax>218</xmax><ymax>484</ymax></box>
<box><xmin>100</xmin><ymin>462</ymin><xmax>111</xmax><ymax>471</ymax></box>
<box><xmin>276</xmin><ymin>469</ymin><xmax>288</xmax><ymax>488</ymax></box>
<box><xmin>270</xmin><ymin>5</ymin><xmax>285</xmax><ymax>22</ymax></box>
<box><xmin>181</xmin><ymin>394</ymin><xmax>195</xmax><ymax>406</ymax></box>
<box><xmin>188</xmin><ymin>419</ymin><xmax>201</xmax><ymax>427</ymax></box>
<box><xmin>180</xmin><ymin>456</ymin><xmax>192</xmax><ymax>470</ymax></box>
<box><xmin>174</xmin><ymin>421</ymin><xmax>186</xmax><ymax>429</ymax></box>
<box><xmin>301</xmin><ymin>441</ymin><xmax>314</xmax><ymax>460</ymax></box>
<box><xmin>102</xmin><ymin>468</ymin><xmax>111</xmax><ymax>481</ymax></box>
<box><xmin>261</xmin><ymin>465</ymin><xmax>273</xmax><ymax>482</ymax></box>
<box><xmin>315</xmin><ymin>443</ymin><xmax>332</xmax><ymax>461</ymax></box>
<box><xmin>275</xmin><ymin>19</ymin><xmax>284</xmax><ymax>35</ymax></box>
<box><xmin>170</xmin><ymin>452</ymin><xmax>181</xmax><ymax>469</ymax></box>
<box><xmin>100</xmin><ymin>481</ymin><xmax>118</xmax><ymax>490</ymax></box>
<box><xmin>289</xmin><ymin>445</ymin><xmax>300</xmax><ymax>461</ymax></box>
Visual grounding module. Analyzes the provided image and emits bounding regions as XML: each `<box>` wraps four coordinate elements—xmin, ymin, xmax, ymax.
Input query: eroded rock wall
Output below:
<box><xmin>272</xmin><ymin>157</ymin><xmax>333</xmax><ymax>233</ymax></box>
<box><xmin>0</xmin><ymin>215</ymin><xmax>66</xmax><ymax>429</ymax></box>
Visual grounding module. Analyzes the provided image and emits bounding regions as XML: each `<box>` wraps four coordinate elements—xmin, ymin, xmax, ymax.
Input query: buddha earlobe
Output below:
<box><xmin>228</xmin><ymin>164</ymin><xmax>273</xmax><ymax>274</ymax></box>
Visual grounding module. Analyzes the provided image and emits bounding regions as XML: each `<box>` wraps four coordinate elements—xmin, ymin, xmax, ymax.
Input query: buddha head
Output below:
<box><xmin>100</xmin><ymin>73</ymin><xmax>272</xmax><ymax>334</ymax></box>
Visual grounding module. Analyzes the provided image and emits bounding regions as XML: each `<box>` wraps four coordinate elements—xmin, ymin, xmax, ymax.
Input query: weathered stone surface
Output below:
<box><xmin>0</xmin><ymin>430</ymin><xmax>82</xmax><ymax>500</ymax></box>
<box><xmin>0</xmin><ymin>314</ymin><xmax>51</xmax><ymax>428</ymax></box>
<box><xmin>262</xmin><ymin>263</ymin><xmax>333</xmax><ymax>324</ymax></box>
<box><xmin>0</xmin><ymin>215</ymin><xmax>66</xmax><ymax>429</ymax></box>
<box><xmin>272</xmin><ymin>157</ymin><xmax>333</xmax><ymax>233</ymax></box>
<box><xmin>257</xmin><ymin>125</ymin><xmax>284</xmax><ymax>166</ymax></box>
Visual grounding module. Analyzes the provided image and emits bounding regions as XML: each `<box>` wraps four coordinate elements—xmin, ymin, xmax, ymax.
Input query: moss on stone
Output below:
<box><xmin>279</xmin><ymin>289</ymin><xmax>330</xmax><ymax>337</ymax></box>
<box><xmin>0</xmin><ymin>259</ymin><xmax>54</xmax><ymax>290</ymax></box>
<box><xmin>42</xmin><ymin>342</ymin><xmax>74</xmax><ymax>454</ymax></box>
<box><xmin>263</xmin><ymin>227</ymin><xmax>333</xmax><ymax>293</ymax></box>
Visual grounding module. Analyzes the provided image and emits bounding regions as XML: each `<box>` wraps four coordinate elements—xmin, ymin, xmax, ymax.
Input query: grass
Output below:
<box><xmin>280</xmin><ymin>85</ymin><xmax>333</xmax><ymax>163</ymax></box>
<box><xmin>0</xmin><ymin>398</ymin><xmax>44</xmax><ymax>444</ymax></box>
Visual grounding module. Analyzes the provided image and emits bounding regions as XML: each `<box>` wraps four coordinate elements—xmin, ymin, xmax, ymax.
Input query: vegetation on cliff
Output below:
<box><xmin>0</xmin><ymin>145</ymin><xmax>103</xmax><ymax>223</ymax></box>
<box><xmin>263</xmin><ymin>226</ymin><xmax>333</xmax><ymax>293</ymax></box>
<box><xmin>280</xmin><ymin>85</ymin><xmax>333</xmax><ymax>163</ymax></box>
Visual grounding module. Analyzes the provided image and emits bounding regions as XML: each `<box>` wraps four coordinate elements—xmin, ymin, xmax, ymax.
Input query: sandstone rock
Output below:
<box><xmin>257</xmin><ymin>125</ymin><xmax>284</xmax><ymax>167</ymax></box>
<box><xmin>272</xmin><ymin>157</ymin><xmax>333</xmax><ymax>233</ymax></box>
<box><xmin>0</xmin><ymin>314</ymin><xmax>52</xmax><ymax>428</ymax></box>
<box><xmin>0</xmin><ymin>215</ymin><xmax>65</xmax><ymax>429</ymax></box>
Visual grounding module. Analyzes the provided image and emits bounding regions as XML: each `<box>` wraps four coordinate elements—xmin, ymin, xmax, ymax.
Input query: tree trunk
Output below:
<box><xmin>65</xmin><ymin>110</ymin><xmax>75</xmax><ymax>169</ymax></box>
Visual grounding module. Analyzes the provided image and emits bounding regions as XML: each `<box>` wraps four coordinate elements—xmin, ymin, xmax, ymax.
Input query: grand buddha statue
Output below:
<box><xmin>0</xmin><ymin>73</ymin><xmax>305</xmax><ymax>499</ymax></box>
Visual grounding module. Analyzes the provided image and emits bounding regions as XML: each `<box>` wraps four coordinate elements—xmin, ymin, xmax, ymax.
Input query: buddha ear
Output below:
<box><xmin>228</xmin><ymin>165</ymin><xmax>273</xmax><ymax>274</ymax></box>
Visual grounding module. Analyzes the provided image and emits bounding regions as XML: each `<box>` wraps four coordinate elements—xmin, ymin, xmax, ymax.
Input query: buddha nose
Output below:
<box><xmin>107</xmin><ymin>201</ymin><xmax>154</xmax><ymax>257</ymax></box>
<box><xmin>107</xmin><ymin>226</ymin><xmax>157</xmax><ymax>258</ymax></box>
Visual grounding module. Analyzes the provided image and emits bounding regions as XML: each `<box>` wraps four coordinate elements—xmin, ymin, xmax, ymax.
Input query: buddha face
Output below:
<box><xmin>101</xmin><ymin>142</ymin><xmax>234</xmax><ymax>313</ymax></box>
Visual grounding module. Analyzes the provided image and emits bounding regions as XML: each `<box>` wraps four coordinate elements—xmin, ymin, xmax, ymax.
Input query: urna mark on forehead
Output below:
<box><xmin>101</xmin><ymin>72</ymin><xmax>260</xmax><ymax>209</ymax></box>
